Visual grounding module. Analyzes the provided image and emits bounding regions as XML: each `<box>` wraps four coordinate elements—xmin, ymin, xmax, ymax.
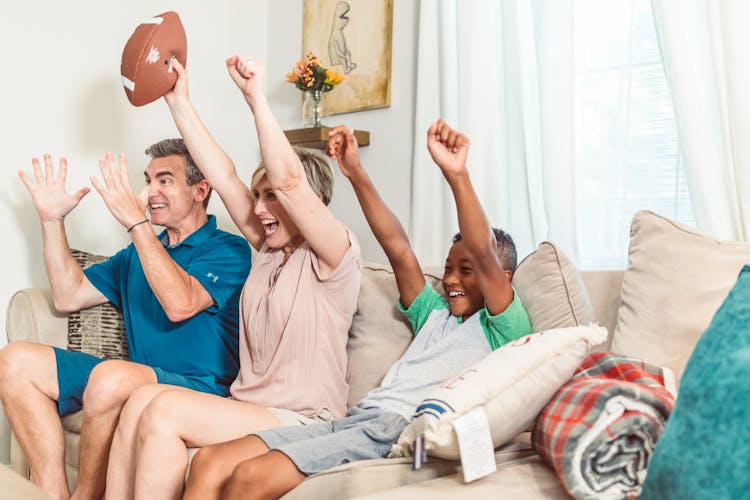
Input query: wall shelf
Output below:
<box><xmin>284</xmin><ymin>127</ymin><xmax>370</xmax><ymax>150</ymax></box>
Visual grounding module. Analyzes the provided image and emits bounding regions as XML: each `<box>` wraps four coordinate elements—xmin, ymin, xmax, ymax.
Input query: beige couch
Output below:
<box><xmin>2</xmin><ymin>255</ymin><xmax>620</xmax><ymax>499</ymax></box>
<box><xmin>5</xmin><ymin>210</ymin><xmax>745</xmax><ymax>498</ymax></box>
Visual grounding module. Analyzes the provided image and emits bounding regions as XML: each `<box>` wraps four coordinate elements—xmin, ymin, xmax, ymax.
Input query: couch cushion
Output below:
<box><xmin>281</xmin><ymin>433</ymin><xmax>536</xmax><ymax>500</ymax></box>
<box><xmin>513</xmin><ymin>242</ymin><xmax>596</xmax><ymax>333</ymax></box>
<box><xmin>68</xmin><ymin>250</ymin><xmax>128</xmax><ymax>360</ymax></box>
<box><xmin>610</xmin><ymin>211</ymin><xmax>750</xmax><ymax>386</ymax></box>
<box><xmin>354</xmin><ymin>455</ymin><xmax>567</xmax><ymax>500</ymax></box>
<box><xmin>346</xmin><ymin>263</ymin><xmax>442</xmax><ymax>406</ymax></box>
<box><xmin>640</xmin><ymin>266</ymin><xmax>750</xmax><ymax>499</ymax></box>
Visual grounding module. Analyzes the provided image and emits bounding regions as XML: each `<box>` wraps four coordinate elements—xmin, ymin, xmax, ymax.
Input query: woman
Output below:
<box><xmin>104</xmin><ymin>56</ymin><xmax>362</xmax><ymax>499</ymax></box>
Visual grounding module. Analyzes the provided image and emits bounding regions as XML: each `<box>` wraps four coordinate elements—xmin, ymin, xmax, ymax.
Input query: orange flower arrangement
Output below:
<box><xmin>286</xmin><ymin>52</ymin><xmax>345</xmax><ymax>93</ymax></box>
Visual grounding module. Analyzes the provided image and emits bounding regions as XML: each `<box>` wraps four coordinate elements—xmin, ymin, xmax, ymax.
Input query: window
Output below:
<box><xmin>575</xmin><ymin>0</ymin><xmax>694</xmax><ymax>269</ymax></box>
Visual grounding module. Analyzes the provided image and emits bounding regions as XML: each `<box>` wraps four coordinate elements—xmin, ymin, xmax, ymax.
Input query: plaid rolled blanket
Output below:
<box><xmin>532</xmin><ymin>352</ymin><xmax>676</xmax><ymax>500</ymax></box>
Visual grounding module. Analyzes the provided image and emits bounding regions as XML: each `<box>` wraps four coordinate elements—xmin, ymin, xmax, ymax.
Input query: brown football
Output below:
<box><xmin>120</xmin><ymin>11</ymin><xmax>187</xmax><ymax>107</ymax></box>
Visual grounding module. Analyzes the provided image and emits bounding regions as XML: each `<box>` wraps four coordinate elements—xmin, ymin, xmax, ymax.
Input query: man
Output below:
<box><xmin>0</xmin><ymin>139</ymin><xmax>251</xmax><ymax>500</ymax></box>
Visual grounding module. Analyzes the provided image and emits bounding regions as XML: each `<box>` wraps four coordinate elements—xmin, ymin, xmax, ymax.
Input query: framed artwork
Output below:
<box><xmin>302</xmin><ymin>0</ymin><xmax>393</xmax><ymax>116</ymax></box>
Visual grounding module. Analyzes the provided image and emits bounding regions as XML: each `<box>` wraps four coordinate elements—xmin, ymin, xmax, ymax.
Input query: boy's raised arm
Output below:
<box><xmin>427</xmin><ymin>120</ymin><xmax>514</xmax><ymax>316</ymax></box>
<box><xmin>327</xmin><ymin>126</ymin><xmax>425</xmax><ymax>308</ymax></box>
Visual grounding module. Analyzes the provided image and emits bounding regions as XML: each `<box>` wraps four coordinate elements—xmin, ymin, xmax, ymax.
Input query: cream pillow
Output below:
<box><xmin>513</xmin><ymin>241</ymin><xmax>595</xmax><ymax>331</ymax></box>
<box><xmin>389</xmin><ymin>325</ymin><xmax>607</xmax><ymax>460</ymax></box>
<box><xmin>610</xmin><ymin>210</ymin><xmax>750</xmax><ymax>386</ymax></box>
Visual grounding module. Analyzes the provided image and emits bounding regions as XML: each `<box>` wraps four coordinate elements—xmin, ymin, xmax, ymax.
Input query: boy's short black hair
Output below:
<box><xmin>452</xmin><ymin>228</ymin><xmax>518</xmax><ymax>274</ymax></box>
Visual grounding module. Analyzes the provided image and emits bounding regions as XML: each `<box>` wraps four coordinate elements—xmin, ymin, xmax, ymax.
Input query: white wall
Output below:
<box><xmin>1</xmin><ymin>0</ymin><xmax>418</xmax><ymax>338</ymax></box>
<box><xmin>268</xmin><ymin>0</ymin><xmax>419</xmax><ymax>264</ymax></box>
<box><xmin>0</xmin><ymin>1</ymin><xmax>268</xmax><ymax>463</ymax></box>
<box><xmin>0</xmin><ymin>0</ymin><xmax>418</xmax><ymax>464</ymax></box>
<box><xmin>0</xmin><ymin>1</ymin><xmax>268</xmax><ymax>342</ymax></box>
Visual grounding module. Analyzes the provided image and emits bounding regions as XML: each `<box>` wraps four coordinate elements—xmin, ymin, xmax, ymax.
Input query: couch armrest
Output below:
<box><xmin>6</xmin><ymin>288</ymin><xmax>68</xmax><ymax>348</ymax></box>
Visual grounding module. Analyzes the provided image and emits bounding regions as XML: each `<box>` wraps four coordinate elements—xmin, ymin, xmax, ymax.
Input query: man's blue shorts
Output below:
<box><xmin>53</xmin><ymin>347</ymin><xmax>223</xmax><ymax>417</ymax></box>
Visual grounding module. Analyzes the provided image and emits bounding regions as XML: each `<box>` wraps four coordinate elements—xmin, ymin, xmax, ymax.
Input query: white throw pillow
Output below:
<box><xmin>610</xmin><ymin>210</ymin><xmax>750</xmax><ymax>386</ymax></box>
<box><xmin>390</xmin><ymin>325</ymin><xmax>608</xmax><ymax>460</ymax></box>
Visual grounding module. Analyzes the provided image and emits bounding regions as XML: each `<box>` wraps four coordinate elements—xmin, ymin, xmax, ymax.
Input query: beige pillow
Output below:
<box><xmin>513</xmin><ymin>241</ymin><xmax>595</xmax><ymax>332</ymax></box>
<box><xmin>610</xmin><ymin>210</ymin><xmax>750</xmax><ymax>386</ymax></box>
<box><xmin>346</xmin><ymin>263</ymin><xmax>442</xmax><ymax>406</ymax></box>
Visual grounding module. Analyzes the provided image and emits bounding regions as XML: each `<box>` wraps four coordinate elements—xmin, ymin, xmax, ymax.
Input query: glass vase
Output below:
<box><xmin>302</xmin><ymin>89</ymin><xmax>324</xmax><ymax>128</ymax></box>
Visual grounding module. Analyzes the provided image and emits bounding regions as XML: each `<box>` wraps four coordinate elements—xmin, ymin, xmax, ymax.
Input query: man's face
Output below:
<box><xmin>144</xmin><ymin>155</ymin><xmax>201</xmax><ymax>228</ymax></box>
<box><xmin>441</xmin><ymin>240</ymin><xmax>486</xmax><ymax>320</ymax></box>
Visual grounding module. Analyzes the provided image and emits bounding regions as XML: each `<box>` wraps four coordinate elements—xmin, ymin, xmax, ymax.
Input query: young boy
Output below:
<box><xmin>183</xmin><ymin>120</ymin><xmax>532</xmax><ymax>500</ymax></box>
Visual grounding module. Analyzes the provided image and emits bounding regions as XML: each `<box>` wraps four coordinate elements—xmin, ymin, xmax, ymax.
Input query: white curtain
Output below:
<box><xmin>409</xmin><ymin>0</ymin><xmax>577</xmax><ymax>265</ymax></box>
<box><xmin>652</xmin><ymin>0</ymin><xmax>749</xmax><ymax>241</ymax></box>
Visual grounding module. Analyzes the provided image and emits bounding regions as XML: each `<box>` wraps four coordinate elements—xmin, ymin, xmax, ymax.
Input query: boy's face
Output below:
<box><xmin>441</xmin><ymin>240</ymin><xmax>486</xmax><ymax>320</ymax></box>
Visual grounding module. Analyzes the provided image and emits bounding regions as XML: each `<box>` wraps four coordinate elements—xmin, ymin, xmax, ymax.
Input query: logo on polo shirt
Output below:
<box><xmin>206</xmin><ymin>272</ymin><xmax>219</xmax><ymax>283</ymax></box>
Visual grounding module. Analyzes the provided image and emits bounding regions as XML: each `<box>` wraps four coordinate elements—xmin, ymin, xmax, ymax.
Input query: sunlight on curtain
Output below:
<box><xmin>575</xmin><ymin>0</ymin><xmax>694</xmax><ymax>269</ymax></box>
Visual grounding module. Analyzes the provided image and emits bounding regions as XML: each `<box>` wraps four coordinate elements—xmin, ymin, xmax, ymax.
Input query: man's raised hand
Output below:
<box><xmin>89</xmin><ymin>152</ymin><xmax>149</xmax><ymax>230</ymax></box>
<box><xmin>19</xmin><ymin>155</ymin><xmax>90</xmax><ymax>222</ymax></box>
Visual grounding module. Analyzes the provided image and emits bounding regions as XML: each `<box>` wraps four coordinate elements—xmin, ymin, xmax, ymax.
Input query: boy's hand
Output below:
<box><xmin>19</xmin><ymin>155</ymin><xmax>90</xmax><ymax>222</ymax></box>
<box><xmin>327</xmin><ymin>126</ymin><xmax>363</xmax><ymax>178</ymax></box>
<box><xmin>427</xmin><ymin>119</ymin><xmax>470</xmax><ymax>176</ymax></box>
<box><xmin>226</xmin><ymin>56</ymin><xmax>265</xmax><ymax>103</ymax></box>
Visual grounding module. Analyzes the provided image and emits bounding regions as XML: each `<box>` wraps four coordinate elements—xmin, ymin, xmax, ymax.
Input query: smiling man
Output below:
<box><xmin>0</xmin><ymin>138</ymin><xmax>251</xmax><ymax>500</ymax></box>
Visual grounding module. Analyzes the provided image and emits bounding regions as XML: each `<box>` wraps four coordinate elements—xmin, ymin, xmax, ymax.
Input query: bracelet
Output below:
<box><xmin>126</xmin><ymin>218</ymin><xmax>150</xmax><ymax>233</ymax></box>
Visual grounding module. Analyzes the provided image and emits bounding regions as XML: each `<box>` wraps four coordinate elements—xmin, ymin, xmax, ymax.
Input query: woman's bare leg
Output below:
<box><xmin>105</xmin><ymin>384</ymin><xmax>186</xmax><ymax>500</ymax></box>
<box><xmin>133</xmin><ymin>390</ymin><xmax>281</xmax><ymax>500</ymax></box>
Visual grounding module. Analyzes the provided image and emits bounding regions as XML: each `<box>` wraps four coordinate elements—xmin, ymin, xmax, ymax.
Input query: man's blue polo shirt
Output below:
<box><xmin>84</xmin><ymin>215</ymin><xmax>251</xmax><ymax>395</ymax></box>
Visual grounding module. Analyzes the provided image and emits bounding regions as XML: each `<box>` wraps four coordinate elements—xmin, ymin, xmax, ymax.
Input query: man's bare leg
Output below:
<box><xmin>0</xmin><ymin>342</ymin><xmax>70</xmax><ymax>499</ymax></box>
<box><xmin>223</xmin><ymin>449</ymin><xmax>305</xmax><ymax>500</ymax></box>
<box><xmin>71</xmin><ymin>360</ymin><xmax>157</xmax><ymax>500</ymax></box>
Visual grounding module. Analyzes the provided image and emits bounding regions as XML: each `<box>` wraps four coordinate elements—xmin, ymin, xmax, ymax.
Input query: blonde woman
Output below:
<box><xmin>104</xmin><ymin>57</ymin><xmax>362</xmax><ymax>500</ymax></box>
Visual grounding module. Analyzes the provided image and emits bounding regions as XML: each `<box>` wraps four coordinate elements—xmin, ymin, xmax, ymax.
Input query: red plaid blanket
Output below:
<box><xmin>532</xmin><ymin>352</ymin><xmax>676</xmax><ymax>499</ymax></box>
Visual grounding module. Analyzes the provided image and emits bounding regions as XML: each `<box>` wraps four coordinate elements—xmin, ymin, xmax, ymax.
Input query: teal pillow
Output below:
<box><xmin>641</xmin><ymin>265</ymin><xmax>750</xmax><ymax>499</ymax></box>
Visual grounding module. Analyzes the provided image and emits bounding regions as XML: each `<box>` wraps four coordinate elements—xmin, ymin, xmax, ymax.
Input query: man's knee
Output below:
<box><xmin>83</xmin><ymin>361</ymin><xmax>151</xmax><ymax>417</ymax></box>
<box><xmin>0</xmin><ymin>342</ymin><xmax>55</xmax><ymax>395</ymax></box>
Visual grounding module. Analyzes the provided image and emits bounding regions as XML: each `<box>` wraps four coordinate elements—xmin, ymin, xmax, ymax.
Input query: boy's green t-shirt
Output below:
<box><xmin>399</xmin><ymin>283</ymin><xmax>532</xmax><ymax>350</ymax></box>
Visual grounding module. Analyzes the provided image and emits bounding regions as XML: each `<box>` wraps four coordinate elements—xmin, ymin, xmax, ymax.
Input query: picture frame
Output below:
<box><xmin>302</xmin><ymin>0</ymin><xmax>393</xmax><ymax>116</ymax></box>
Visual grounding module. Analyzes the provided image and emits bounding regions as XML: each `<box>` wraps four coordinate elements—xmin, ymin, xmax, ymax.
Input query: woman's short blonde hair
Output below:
<box><xmin>250</xmin><ymin>147</ymin><xmax>334</xmax><ymax>206</ymax></box>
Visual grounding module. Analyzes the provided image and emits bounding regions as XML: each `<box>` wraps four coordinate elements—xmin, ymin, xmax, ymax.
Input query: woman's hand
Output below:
<box><xmin>226</xmin><ymin>55</ymin><xmax>266</xmax><ymax>103</ymax></box>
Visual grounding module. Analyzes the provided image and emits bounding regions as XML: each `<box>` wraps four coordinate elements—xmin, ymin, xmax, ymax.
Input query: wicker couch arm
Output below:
<box><xmin>6</xmin><ymin>288</ymin><xmax>68</xmax><ymax>348</ymax></box>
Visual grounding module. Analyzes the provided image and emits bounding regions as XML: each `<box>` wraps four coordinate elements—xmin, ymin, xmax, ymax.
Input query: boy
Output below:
<box><xmin>183</xmin><ymin>120</ymin><xmax>532</xmax><ymax>500</ymax></box>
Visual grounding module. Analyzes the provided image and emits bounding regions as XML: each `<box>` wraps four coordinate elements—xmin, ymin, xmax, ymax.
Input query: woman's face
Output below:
<box><xmin>252</xmin><ymin>176</ymin><xmax>302</xmax><ymax>249</ymax></box>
